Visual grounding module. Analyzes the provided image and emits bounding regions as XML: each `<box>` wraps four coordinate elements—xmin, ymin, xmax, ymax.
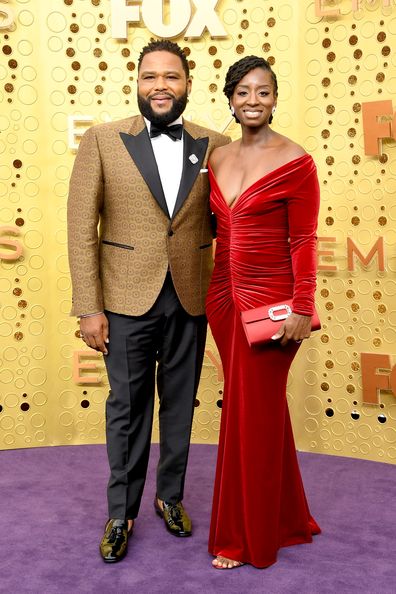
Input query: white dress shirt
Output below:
<box><xmin>144</xmin><ymin>117</ymin><xmax>183</xmax><ymax>218</ymax></box>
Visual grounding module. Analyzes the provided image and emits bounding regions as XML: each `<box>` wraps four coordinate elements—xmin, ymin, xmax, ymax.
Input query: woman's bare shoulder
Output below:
<box><xmin>209</xmin><ymin>140</ymin><xmax>239</xmax><ymax>172</ymax></box>
<box><xmin>274</xmin><ymin>133</ymin><xmax>307</xmax><ymax>160</ymax></box>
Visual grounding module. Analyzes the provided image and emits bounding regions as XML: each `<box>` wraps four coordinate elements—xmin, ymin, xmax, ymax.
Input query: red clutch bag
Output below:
<box><xmin>241</xmin><ymin>299</ymin><xmax>321</xmax><ymax>347</ymax></box>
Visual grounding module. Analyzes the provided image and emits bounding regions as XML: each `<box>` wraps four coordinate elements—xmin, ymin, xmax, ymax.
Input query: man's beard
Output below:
<box><xmin>137</xmin><ymin>91</ymin><xmax>188</xmax><ymax>126</ymax></box>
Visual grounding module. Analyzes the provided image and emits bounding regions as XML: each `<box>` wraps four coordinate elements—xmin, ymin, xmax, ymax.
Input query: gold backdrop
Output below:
<box><xmin>1</xmin><ymin>0</ymin><xmax>396</xmax><ymax>462</ymax></box>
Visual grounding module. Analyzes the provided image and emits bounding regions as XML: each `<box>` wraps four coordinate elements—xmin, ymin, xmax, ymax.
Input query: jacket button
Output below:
<box><xmin>168</xmin><ymin>230</ymin><xmax>174</xmax><ymax>237</ymax></box>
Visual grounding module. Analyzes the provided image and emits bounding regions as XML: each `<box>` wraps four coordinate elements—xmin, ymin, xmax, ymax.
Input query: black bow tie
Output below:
<box><xmin>150</xmin><ymin>123</ymin><xmax>183</xmax><ymax>141</ymax></box>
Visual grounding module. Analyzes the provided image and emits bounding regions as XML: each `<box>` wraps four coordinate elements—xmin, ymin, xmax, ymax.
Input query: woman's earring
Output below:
<box><xmin>272</xmin><ymin>106</ymin><xmax>276</xmax><ymax>115</ymax></box>
<box><xmin>230</xmin><ymin>105</ymin><xmax>235</xmax><ymax>116</ymax></box>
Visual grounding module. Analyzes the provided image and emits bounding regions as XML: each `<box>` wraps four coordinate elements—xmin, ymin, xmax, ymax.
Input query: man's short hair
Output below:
<box><xmin>138</xmin><ymin>40</ymin><xmax>190</xmax><ymax>78</ymax></box>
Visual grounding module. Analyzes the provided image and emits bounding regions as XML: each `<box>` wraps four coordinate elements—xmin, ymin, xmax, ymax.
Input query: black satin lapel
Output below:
<box><xmin>172</xmin><ymin>132</ymin><xmax>209</xmax><ymax>219</ymax></box>
<box><xmin>119</xmin><ymin>130</ymin><xmax>170</xmax><ymax>218</ymax></box>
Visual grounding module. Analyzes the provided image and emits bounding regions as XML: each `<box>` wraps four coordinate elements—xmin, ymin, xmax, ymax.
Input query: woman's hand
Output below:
<box><xmin>271</xmin><ymin>312</ymin><xmax>312</xmax><ymax>347</ymax></box>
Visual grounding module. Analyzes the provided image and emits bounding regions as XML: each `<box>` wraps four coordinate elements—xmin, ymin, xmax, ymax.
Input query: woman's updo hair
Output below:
<box><xmin>223</xmin><ymin>55</ymin><xmax>278</xmax><ymax>124</ymax></box>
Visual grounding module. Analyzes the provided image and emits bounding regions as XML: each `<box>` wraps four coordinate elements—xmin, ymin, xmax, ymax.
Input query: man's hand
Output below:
<box><xmin>79</xmin><ymin>313</ymin><xmax>109</xmax><ymax>354</ymax></box>
<box><xmin>271</xmin><ymin>312</ymin><xmax>312</xmax><ymax>347</ymax></box>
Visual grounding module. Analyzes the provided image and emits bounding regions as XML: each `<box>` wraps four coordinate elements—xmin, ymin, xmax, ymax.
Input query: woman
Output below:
<box><xmin>206</xmin><ymin>56</ymin><xmax>321</xmax><ymax>570</ymax></box>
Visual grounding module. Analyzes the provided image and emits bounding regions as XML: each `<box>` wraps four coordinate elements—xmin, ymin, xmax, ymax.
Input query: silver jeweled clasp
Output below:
<box><xmin>268</xmin><ymin>304</ymin><xmax>292</xmax><ymax>321</ymax></box>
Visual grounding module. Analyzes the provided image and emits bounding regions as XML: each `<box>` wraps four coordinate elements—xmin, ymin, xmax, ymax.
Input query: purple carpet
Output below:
<box><xmin>2</xmin><ymin>444</ymin><xmax>395</xmax><ymax>593</ymax></box>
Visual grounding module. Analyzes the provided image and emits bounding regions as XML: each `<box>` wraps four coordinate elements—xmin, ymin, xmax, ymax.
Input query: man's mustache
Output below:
<box><xmin>149</xmin><ymin>92</ymin><xmax>175</xmax><ymax>99</ymax></box>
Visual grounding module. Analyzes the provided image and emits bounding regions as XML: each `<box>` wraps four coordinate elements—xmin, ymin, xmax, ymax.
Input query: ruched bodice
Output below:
<box><xmin>207</xmin><ymin>153</ymin><xmax>319</xmax><ymax>315</ymax></box>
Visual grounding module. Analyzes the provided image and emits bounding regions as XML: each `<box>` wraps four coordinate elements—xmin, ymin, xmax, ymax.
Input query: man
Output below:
<box><xmin>67</xmin><ymin>39</ymin><xmax>230</xmax><ymax>563</ymax></box>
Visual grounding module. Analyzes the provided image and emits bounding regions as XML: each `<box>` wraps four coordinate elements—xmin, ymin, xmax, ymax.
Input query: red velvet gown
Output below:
<box><xmin>207</xmin><ymin>154</ymin><xmax>321</xmax><ymax>568</ymax></box>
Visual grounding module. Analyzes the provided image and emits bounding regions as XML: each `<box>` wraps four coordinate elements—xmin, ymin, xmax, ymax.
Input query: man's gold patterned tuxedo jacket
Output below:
<box><xmin>67</xmin><ymin>115</ymin><xmax>230</xmax><ymax>317</ymax></box>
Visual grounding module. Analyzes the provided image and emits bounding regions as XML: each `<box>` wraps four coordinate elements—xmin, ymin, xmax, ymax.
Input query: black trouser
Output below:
<box><xmin>104</xmin><ymin>274</ymin><xmax>207</xmax><ymax>520</ymax></box>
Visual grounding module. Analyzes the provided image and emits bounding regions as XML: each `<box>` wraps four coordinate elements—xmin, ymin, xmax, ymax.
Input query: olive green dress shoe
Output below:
<box><xmin>154</xmin><ymin>498</ymin><xmax>192</xmax><ymax>537</ymax></box>
<box><xmin>99</xmin><ymin>519</ymin><xmax>132</xmax><ymax>563</ymax></box>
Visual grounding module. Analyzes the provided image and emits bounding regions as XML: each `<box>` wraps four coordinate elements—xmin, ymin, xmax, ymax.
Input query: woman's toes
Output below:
<box><xmin>212</xmin><ymin>555</ymin><xmax>243</xmax><ymax>569</ymax></box>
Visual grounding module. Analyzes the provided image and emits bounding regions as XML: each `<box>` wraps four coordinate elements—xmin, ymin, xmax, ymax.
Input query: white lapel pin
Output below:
<box><xmin>189</xmin><ymin>154</ymin><xmax>198</xmax><ymax>164</ymax></box>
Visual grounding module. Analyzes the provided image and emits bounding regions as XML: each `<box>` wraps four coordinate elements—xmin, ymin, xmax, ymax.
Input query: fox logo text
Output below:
<box><xmin>111</xmin><ymin>0</ymin><xmax>227</xmax><ymax>39</ymax></box>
